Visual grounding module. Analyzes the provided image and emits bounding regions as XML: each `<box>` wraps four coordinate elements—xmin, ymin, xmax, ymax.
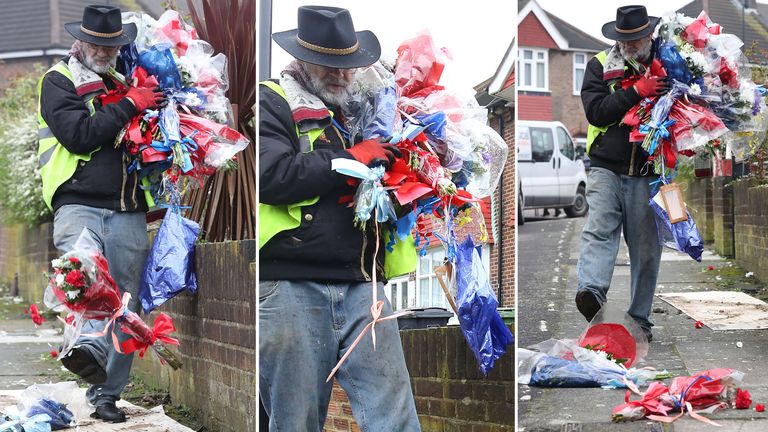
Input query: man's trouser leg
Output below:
<box><xmin>577</xmin><ymin>167</ymin><xmax>624</xmax><ymax>304</ymax></box>
<box><xmin>53</xmin><ymin>205</ymin><xmax>148</xmax><ymax>407</ymax></box>
<box><xmin>621</xmin><ymin>176</ymin><xmax>662</xmax><ymax>330</ymax></box>
<box><xmin>259</xmin><ymin>280</ymin><xmax>337</xmax><ymax>432</ymax></box>
<box><xmin>259</xmin><ymin>280</ymin><xmax>419</xmax><ymax>432</ymax></box>
<box><xmin>335</xmin><ymin>281</ymin><xmax>419</xmax><ymax>432</ymax></box>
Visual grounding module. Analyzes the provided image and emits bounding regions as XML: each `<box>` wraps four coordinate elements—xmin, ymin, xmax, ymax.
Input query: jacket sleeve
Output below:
<box><xmin>259</xmin><ymin>85</ymin><xmax>353</xmax><ymax>205</ymax></box>
<box><xmin>580</xmin><ymin>56</ymin><xmax>642</xmax><ymax>127</ymax></box>
<box><xmin>39</xmin><ymin>71</ymin><xmax>137</xmax><ymax>154</ymax></box>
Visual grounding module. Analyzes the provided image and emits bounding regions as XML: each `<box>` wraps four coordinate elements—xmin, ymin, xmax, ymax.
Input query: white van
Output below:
<box><xmin>517</xmin><ymin>120</ymin><xmax>588</xmax><ymax>224</ymax></box>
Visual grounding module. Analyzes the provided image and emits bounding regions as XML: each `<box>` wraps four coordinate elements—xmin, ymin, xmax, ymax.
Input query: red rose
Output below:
<box><xmin>695</xmin><ymin>321</ymin><xmax>704</xmax><ymax>329</ymax></box>
<box><xmin>678</xmin><ymin>149</ymin><xmax>696</xmax><ymax>157</ymax></box>
<box><xmin>28</xmin><ymin>304</ymin><xmax>44</xmax><ymax>326</ymax></box>
<box><xmin>736</xmin><ymin>388</ymin><xmax>752</xmax><ymax>409</ymax></box>
<box><xmin>756</xmin><ymin>403</ymin><xmax>765</xmax><ymax>412</ymax></box>
<box><xmin>64</xmin><ymin>269</ymin><xmax>85</xmax><ymax>288</ymax></box>
<box><xmin>68</xmin><ymin>257</ymin><xmax>81</xmax><ymax>266</ymax></box>
<box><xmin>50</xmin><ymin>350</ymin><xmax>58</xmax><ymax>358</ymax></box>
<box><xmin>707</xmin><ymin>265</ymin><xmax>714</xmax><ymax>271</ymax></box>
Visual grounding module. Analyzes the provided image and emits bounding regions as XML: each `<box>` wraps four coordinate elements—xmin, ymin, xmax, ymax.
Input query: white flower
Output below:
<box><xmin>746</xmin><ymin>272</ymin><xmax>754</xmax><ymax>278</ymax></box>
<box><xmin>65</xmin><ymin>290</ymin><xmax>80</xmax><ymax>300</ymax></box>
<box><xmin>55</xmin><ymin>274</ymin><xmax>64</xmax><ymax>286</ymax></box>
<box><xmin>50</xmin><ymin>258</ymin><xmax>62</xmax><ymax>268</ymax></box>
<box><xmin>689</xmin><ymin>84</ymin><xmax>702</xmax><ymax>96</ymax></box>
<box><xmin>687</xmin><ymin>51</ymin><xmax>709</xmax><ymax>72</ymax></box>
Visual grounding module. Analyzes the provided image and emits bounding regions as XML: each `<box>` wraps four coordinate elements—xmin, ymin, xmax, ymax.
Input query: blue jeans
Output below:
<box><xmin>259</xmin><ymin>280</ymin><xmax>420</xmax><ymax>432</ymax></box>
<box><xmin>53</xmin><ymin>204</ymin><xmax>149</xmax><ymax>407</ymax></box>
<box><xmin>577</xmin><ymin>167</ymin><xmax>662</xmax><ymax>329</ymax></box>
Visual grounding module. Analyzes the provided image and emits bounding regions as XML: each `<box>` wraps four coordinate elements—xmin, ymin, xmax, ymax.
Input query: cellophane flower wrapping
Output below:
<box><xmin>518</xmin><ymin>339</ymin><xmax>627</xmax><ymax>387</ymax></box>
<box><xmin>44</xmin><ymin>228</ymin><xmax>181</xmax><ymax>367</ymax></box>
<box><xmin>455</xmin><ymin>236</ymin><xmax>513</xmax><ymax>375</ymax></box>
<box><xmin>578</xmin><ymin>305</ymin><xmax>649</xmax><ymax>368</ymax></box>
<box><xmin>649</xmin><ymin>192</ymin><xmax>704</xmax><ymax>261</ymax></box>
<box><xmin>139</xmin><ymin>209</ymin><xmax>200</xmax><ymax>314</ymax></box>
<box><xmin>343</xmin><ymin>62</ymin><xmax>397</xmax><ymax>142</ymax></box>
<box><xmin>117</xmin><ymin>10</ymin><xmax>246</xmax><ymax>206</ymax></box>
<box><xmin>17</xmin><ymin>382</ymin><xmax>89</xmax><ymax>430</ymax></box>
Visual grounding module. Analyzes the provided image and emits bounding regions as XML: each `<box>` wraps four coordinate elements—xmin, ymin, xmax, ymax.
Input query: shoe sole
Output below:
<box><xmin>90</xmin><ymin>412</ymin><xmax>127</xmax><ymax>423</ymax></box>
<box><xmin>61</xmin><ymin>348</ymin><xmax>107</xmax><ymax>385</ymax></box>
<box><xmin>575</xmin><ymin>291</ymin><xmax>601</xmax><ymax>322</ymax></box>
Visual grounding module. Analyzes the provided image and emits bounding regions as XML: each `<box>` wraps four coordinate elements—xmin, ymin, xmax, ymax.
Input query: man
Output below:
<box><xmin>38</xmin><ymin>5</ymin><xmax>164</xmax><ymax>423</ymax></box>
<box><xmin>259</xmin><ymin>6</ymin><xmax>420</xmax><ymax>431</ymax></box>
<box><xmin>576</xmin><ymin>5</ymin><xmax>670</xmax><ymax>341</ymax></box>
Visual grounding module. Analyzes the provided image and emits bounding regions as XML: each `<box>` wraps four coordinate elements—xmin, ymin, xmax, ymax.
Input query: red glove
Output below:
<box><xmin>126</xmin><ymin>86</ymin><xmax>165</xmax><ymax>112</ymax></box>
<box><xmin>347</xmin><ymin>139</ymin><xmax>402</xmax><ymax>168</ymax></box>
<box><xmin>633</xmin><ymin>76</ymin><xmax>670</xmax><ymax>98</ymax></box>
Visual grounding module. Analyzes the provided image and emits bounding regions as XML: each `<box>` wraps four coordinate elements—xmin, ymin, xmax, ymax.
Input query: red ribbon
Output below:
<box><xmin>120</xmin><ymin>312</ymin><xmax>180</xmax><ymax>358</ymax></box>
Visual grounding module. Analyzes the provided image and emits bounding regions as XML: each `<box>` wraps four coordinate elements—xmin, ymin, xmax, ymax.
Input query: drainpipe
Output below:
<box><xmin>495</xmin><ymin>105</ymin><xmax>505</xmax><ymax>305</ymax></box>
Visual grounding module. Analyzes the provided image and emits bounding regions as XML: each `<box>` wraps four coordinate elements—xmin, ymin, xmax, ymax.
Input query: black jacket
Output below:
<box><xmin>259</xmin><ymin>82</ymin><xmax>383</xmax><ymax>282</ymax></box>
<box><xmin>581</xmin><ymin>54</ymin><xmax>652</xmax><ymax>176</ymax></box>
<box><xmin>39</xmin><ymin>59</ymin><xmax>147</xmax><ymax>213</ymax></box>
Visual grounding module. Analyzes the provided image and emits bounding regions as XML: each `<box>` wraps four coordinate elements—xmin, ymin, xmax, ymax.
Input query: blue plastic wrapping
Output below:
<box><xmin>364</xmin><ymin>86</ymin><xmax>397</xmax><ymax>139</ymax></box>
<box><xmin>649</xmin><ymin>196</ymin><xmax>704</xmax><ymax>261</ymax></box>
<box><xmin>455</xmin><ymin>236</ymin><xmax>514</xmax><ymax>375</ymax></box>
<box><xmin>520</xmin><ymin>350</ymin><xmax>626</xmax><ymax>387</ymax></box>
<box><xmin>139</xmin><ymin>209</ymin><xmax>200</xmax><ymax>314</ymax></box>
<box><xmin>25</xmin><ymin>399</ymin><xmax>72</xmax><ymax>431</ymax></box>
<box><xmin>658</xmin><ymin>42</ymin><xmax>693</xmax><ymax>84</ymax></box>
<box><xmin>118</xmin><ymin>43</ymin><xmax>140</xmax><ymax>78</ymax></box>
<box><xmin>137</xmin><ymin>45</ymin><xmax>182</xmax><ymax>90</ymax></box>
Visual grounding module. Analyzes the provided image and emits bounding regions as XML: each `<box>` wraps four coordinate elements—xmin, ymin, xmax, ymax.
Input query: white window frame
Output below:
<box><xmin>518</xmin><ymin>47</ymin><xmax>549</xmax><ymax>92</ymax></box>
<box><xmin>573</xmin><ymin>52</ymin><xmax>587</xmax><ymax>95</ymax></box>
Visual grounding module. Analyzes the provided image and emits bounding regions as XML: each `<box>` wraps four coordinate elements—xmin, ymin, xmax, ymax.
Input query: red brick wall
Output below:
<box><xmin>548</xmin><ymin>50</ymin><xmax>591</xmax><ymax>138</ymax></box>
<box><xmin>324</xmin><ymin>327</ymin><xmax>515</xmax><ymax>431</ymax></box>
<box><xmin>519</xmin><ymin>13</ymin><xmax>558</xmax><ymax>49</ymax></box>
<box><xmin>517</xmin><ymin>94</ymin><xmax>552</xmax><ymax>121</ymax></box>
<box><xmin>487</xmin><ymin>106</ymin><xmax>515</xmax><ymax>308</ymax></box>
<box><xmin>134</xmin><ymin>240</ymin><xmax>256</xmax><ymax>432</ymax></box>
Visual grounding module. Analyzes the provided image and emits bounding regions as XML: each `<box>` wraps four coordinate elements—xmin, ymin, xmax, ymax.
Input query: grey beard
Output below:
<box><xmin>299</xmin><ymin>64</ymin><xmax>352</xmax><ymax>107</ymax></box>
<box><xmin>82</xmin><ymin>53</ymin><xmax>117</xmax><ymax>75</ymax></box>
<box><xmin>620</xmin><ymin>44</ymin><xmax>652</xmax><ymax>63</ymax></box>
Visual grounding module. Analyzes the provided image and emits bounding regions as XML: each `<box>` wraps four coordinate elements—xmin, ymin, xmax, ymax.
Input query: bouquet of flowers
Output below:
<box><xmin>326</xmin><ymin>31</ymin><xmax>512</xmax><ymax>379</ymax></box>
<box><xmin>45</xmin><ymin>228</ymin><xmax>181</xmax><ymax>369</ymax></box>
<box><xmin>107</xmin><ymin>10</ymin><xmax>249</xmax><ymax>206</ymax></box>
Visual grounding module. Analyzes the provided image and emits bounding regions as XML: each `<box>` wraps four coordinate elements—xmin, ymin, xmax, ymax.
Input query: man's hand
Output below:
<box><xmin>346</xmin><ymin>138</ymin><xmax>402</xmax><ymax>168</ymax></box>
<box><xmin>633</xmin><ymin>76</ymin><xmax>671</xmax><ymax>98</ymax></box>
<box><xmin>125</xmin><ymin>86</ymin><xmax>166</xmax><ymax>112</ymax></box>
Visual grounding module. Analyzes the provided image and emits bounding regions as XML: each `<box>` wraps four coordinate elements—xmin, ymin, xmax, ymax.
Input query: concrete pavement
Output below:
<box><xmin>518</xmin><ymin>211</ymin><xmax>768</xmax><ymax>431</ymax></box>
<box><xmin>0</xmin><ymin>295</ymin><xmax>195</xmax><ymax>431</ymax></box>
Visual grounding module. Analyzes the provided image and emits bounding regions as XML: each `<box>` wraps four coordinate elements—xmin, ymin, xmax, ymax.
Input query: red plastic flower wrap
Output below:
<box><xmin>756</xmin><ymin>403</ymin><xmax>765</xmax><ymax>412</ymax></box>
<box><xmin>682</xmin><ymin>11</ymin><xmax>716</xmax><ymax>49</ymax></box>
<box><xmin>44</xmin><ymin>228</ymin><xmax>181</xmax><ymax>369</ymax></box>
<box><xmin>394</xmin><ymin>31</ymin><xmax>450</xmax><ymax>98</ymax></box>
<box><xmin>578</xmin><ymin>305</ymin><xmax>649</xmax><ymax>368</ymax></box>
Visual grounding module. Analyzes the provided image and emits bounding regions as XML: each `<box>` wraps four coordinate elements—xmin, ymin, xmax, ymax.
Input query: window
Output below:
<box><xmin>416</xmin><ymin>250</ymin><xmax>450</xmax><ymax>309</ymax></box>
<box><xmin>385</xmin><ymin>276</ymin><xmax>413</xmax><ymax>311</ymax></box>
<box><xmin>573</xmin><ymin>52</ymin><xmax>587</xmax><ymax>95</ymax></box>
<box><xmin>557</xmin><ymin>127</ymin><xmax>575</xmax><ymax>160</ymax></box>
<box><xmin>530</xmin><ymin>127</ymin><xmax>554</xmax><ymax>162</ymax></box>
<box><xmin>519</xmin><ymin>48</ymin><xmax>548</xmax><ymax>91</ymax></box>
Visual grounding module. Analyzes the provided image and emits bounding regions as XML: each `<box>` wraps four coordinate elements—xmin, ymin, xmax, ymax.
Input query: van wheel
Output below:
<box><xmin>565</xmin><ymin>185</ymin><xmax>588</xmax><ymax>218</ymax></box>
<box><xmin>517</xmin><ymin>191</ymin><xmax>525</xmax><ymax>226</ymax></box>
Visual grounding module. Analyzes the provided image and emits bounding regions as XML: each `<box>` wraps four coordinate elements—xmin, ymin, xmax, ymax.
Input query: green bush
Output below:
<box><xmin>0</xmin><ymin>65</ymin><xmax>51</xmax><ymax>226</ymax></box>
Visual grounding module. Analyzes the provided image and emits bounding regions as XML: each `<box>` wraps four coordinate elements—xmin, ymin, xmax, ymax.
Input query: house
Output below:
<box><xmin>0</xmin><ymin>0</ymin><xmax>185</xmax><ymax>91</ymax></box>
<box><xmin>516</xmin><ymin>0</ymin><xmax>608</xmax><ymax>146</ymax></box>
<box><xmin>474</xmin><ymin>39</ymin><xmax>516</xmax><ymax>309</ymax></box>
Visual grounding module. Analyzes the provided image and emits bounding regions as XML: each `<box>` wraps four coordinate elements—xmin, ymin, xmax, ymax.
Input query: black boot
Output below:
<box><xmin>91</xmin><ymin>402</ymin><xmax>127</xmax><ymax>423</ymax></box>
<box><xmin>60</xmin><ymin>346</ymin><xmax>107</xmax><ymax>385</ymax></box>
<box><xmin>575</xmin><ymin>290</ymin><xmax>601</xmax><ymax>323</ymax></box>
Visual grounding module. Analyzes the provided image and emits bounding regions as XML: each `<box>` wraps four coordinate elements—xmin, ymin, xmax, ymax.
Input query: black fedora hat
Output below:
<box><xmin>272</xmin><ymin>6</ymin><xmax>381</xmax><ymax>69</ymax></box>
<box><xmin>602</xmin><ymin>5</ymin><xmax>659</xmax><ymax>41</ymax></box>
<box><xmin>65</xmin><ymin>5</ymin><xmax>137</xmax><ymax>47</ymax></box>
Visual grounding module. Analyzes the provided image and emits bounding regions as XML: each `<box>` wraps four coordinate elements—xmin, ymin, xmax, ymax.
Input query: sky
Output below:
<box><xmin>265</xmin><ymin>0</ymin><xmax>516</xmax><ymax>89</ymax></box>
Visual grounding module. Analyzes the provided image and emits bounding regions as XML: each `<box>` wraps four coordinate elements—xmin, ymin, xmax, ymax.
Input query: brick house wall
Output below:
<box><xmin>518</xmin><ymin>13</ymin><xmax>557</xmax><ymax>49</ymax></box>
<box><xmin>488</xmin><ymin>106</ymin><xmax>515</xmax><ymax>308</ymax></box>
<box><xmin>548</xmin><ymin>50</ymin><xmax>590</xmax><ymax>139</ymax></box>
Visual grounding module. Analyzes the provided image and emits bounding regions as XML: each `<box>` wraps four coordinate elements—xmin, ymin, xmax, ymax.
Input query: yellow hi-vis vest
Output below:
<box><xmin>585</xmin><ymin>50</ymin><xmax>622</xmax><ymax>155</ymax></box>
<box><xmin>37</xmin><ymin>61</ymin><xmax>154</xmax><ymax>211</ymax></box>
<box><xmin>258</xmin><ymin>80</ymin><xmax>417</xmax><ymax>279</ymax></box>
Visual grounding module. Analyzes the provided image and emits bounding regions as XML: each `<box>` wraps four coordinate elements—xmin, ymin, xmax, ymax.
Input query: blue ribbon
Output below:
<box><xmin>331</xmin><ymin>159</ymin><xmax>396</xmax><ymax>224</ymax></box>
<box><xmin>639</xmin><ymin>119</ymin><xmax>675</xmax><ymax>155</ymax></box>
